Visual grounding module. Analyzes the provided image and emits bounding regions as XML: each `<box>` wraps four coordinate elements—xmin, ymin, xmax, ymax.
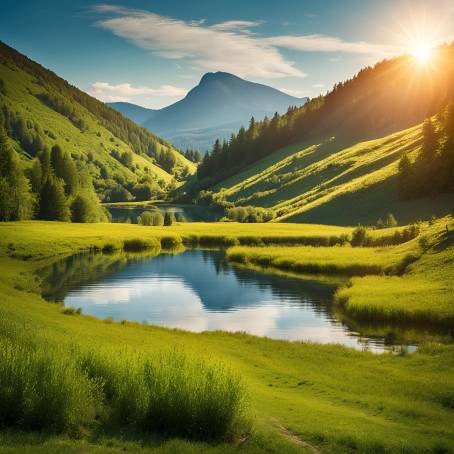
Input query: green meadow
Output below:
<box><xmin>209</xmin><ymin>125</ymin><xmax>453</xmax><ymax>226</ymax></box>
<box><xmin>1</xmin><ymin>220</ymin><xmax>454</xmax><ymax>453</ymax></box>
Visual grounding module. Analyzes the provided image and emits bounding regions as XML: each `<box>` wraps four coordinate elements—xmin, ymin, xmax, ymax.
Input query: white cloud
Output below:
<box><xmin>93</xmin><ymin>5</ymin><xmax>305</xmax><ymax>79</ymax></box>
<box><xmin>312</xmin><ymin>83</ymin><xmax>325</xmax><ymax>88</ymax></box>
<box><xmin>92</xmin><ymin>5</ymin><xmax>401</xmax><ymax>79</ymax></box>
<box><xmin>88</xmin><ymin>81</ymin><xmax>188</xmax><ymax>107</ymax></box>
<box><xmin>264</xmin><ymin>35</ymin><xmax>399</xmax><ymax>56</ymax></box>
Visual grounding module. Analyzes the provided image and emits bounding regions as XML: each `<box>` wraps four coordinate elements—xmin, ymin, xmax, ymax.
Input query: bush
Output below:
<box><xmin>61</xmin><ymin>306</ymin><xmax>82</xmax><ymax>315</ymax></box>
<box><xmin>351</xmin><ymin>226</ymin><xmax>371</xmax><ymax>247</ymax></box>
<box><xmin>226</xmin><ymin>206</ymin><xmax>275</xmax><ymax>223</ymax></box>
<box><xmin>123</xmin><ymin>238</ymin><xmax>159</xmax><ymax>251</ymax></box>
<box><xmin>0</xmin><ymin>337</ymin><xmax>99</xmax><ymax>432</ymax></box>
<box><xmin>164</xmin><ymin>212</ymin><xmax>175</xmax><ymax>226</ymax></box>
<box><xmin>78</xmin><ymin>348</ymin><xmax>247</xmax><ymax>439</ymax></box>
<box><xmin>0</xmin><ymin>329</ymin><xmax>248</xmax><ymax>440</ymax></box>
<box><xmin>138</xmin><ymin>210</ymin><xmax>164</xmax><ymax>226</ymax></box>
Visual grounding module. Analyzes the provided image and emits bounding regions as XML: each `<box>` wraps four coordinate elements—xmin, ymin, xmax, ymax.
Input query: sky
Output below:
<box><xmin>2</xmin><ymin>0</ymin><xmax>454</xmax><ymax>108</ymax></box>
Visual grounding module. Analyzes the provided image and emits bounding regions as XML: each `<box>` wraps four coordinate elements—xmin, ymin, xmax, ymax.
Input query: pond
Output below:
<box><xmin>106</xmin><ymin>203</ymin><xmax>220</xmax><ymax>223</ymax></box>
<box><xmin>39</xmin><ymin>249</ymin><xmax>423</xmax><ymax>353</ymax></box>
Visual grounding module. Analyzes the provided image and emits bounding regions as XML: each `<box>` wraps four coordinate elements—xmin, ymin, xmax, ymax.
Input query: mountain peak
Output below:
<box><xmin>199</xmin><ymin>71</ymin><xmax>240</xmax><ymax>85</ymax></box>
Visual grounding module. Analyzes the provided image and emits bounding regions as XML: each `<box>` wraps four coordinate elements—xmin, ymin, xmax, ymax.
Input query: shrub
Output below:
<box><xmin>160</xmin><ymin>235</ymin><xmax>183</xmax><ymax>249</ymax></box>
<box><xmin>385</xmin><ymin>213</ymin><xmax>398</xmax><ymax>227</ymax></box>
<box><xmin>61</xmin><ymin>306</ymin><xmax>82</xmax><ymax>315</ymax></box>
<box><xmin>0</xmin><ymin>338</ymin><xmax>99</xmax><ymax>432</ymax></box>
<box><xmin>351</xmin><ymin>226</ymin><xmax>371</xmax><ymax>247</ymax></box>
<box><xmin>175</xmin><ymin>212</ymin><xmax>186</xmax><ymax>222</ymax></box>
<box><xmin>123</xmin><ymin>238</ymin><xmax>159</xmax><ymax>251</ymax></box>
<box><xmin>164</xmin><ymin>212</ymin><xmax>175</xmax><ymax>226</ymax></box>
<box><xmin>225</xmin><ymin>206</ymin><xmax>275</xmax><ymax>223</ymax></box>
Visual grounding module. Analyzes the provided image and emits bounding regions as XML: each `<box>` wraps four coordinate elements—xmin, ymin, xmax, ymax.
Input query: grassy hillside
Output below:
<box><xmin>227</xmin><ymin>217</ymin><xmax>454</xmax><ymax>325</ymax></box>
<box><xmin>0</xmin><ymin>41</ymin><xmax>196</xmax><ymax>201</ymax></box>
<box><xmin>196</xmin><ymin>44</ymin><xmax>454</xmax><ymax>188</ymax></box>
<box><xmin>1</xmin><ymin>221</ymin><xmax>454</xmax><ymax>453</ymax></box>
<box><xmin>209</xmin><ymin>123</ymin><xmax>453</xmax><ymax>225</ymax></box>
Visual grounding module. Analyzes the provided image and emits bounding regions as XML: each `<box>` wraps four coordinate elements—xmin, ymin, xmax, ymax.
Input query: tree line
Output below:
<box><xmin>183</xmin><ymin>149</ymin><xmax>202</xmax><ymax>163</ymax></box>
<box><xmin>197</xmin><ymin>43</ymin><xmax>454</xmax><ymax>188</ymax></box>
<box><xmin>398</xmin><ymin>102</ymin><xmax>454</xmax><ymax>198</ymax></box>
<box><xmin>0</xmin><ymin>40</ymin><xmax>185</xmax><ymax>175</ymax></box>
<box><xmin>0</xmin><ymin>126</ymin><xmax>107</xmax><ymax>222</ymax></box>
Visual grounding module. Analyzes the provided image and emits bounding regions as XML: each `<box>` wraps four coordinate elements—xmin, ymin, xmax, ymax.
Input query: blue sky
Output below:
<box><xmin>2</xmin><ymin>0</ymin><xmax>454</xmax><ymax>108</ymax></box>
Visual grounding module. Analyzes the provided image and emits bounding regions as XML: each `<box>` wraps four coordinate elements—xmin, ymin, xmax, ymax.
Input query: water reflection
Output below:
<box><xmin>107</xmin><ymin>204</ymin><xmax>220</xmax><ymax>223</ymax></box>
<box><xmin>37</xmin><ymin>249</ymin><xmax>436</xmax><ymax>352</ymax></box>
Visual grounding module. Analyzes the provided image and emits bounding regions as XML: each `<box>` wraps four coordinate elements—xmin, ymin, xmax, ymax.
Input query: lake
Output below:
<box><xmin>39</xmin><ymin>249</ymin><xmax>421</xmax><ymax>353</ymax></box>
<box><xmin>106</xmin><ymin>203</ymin><xmax>220</xmax><ymax>223</ymax></box>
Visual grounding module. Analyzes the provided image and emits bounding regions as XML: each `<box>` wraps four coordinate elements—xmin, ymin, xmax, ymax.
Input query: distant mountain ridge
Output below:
<box><xmin>109</xmin><ymin>72</ymin><xmax>308</xmax><ymax>151</ymax></box>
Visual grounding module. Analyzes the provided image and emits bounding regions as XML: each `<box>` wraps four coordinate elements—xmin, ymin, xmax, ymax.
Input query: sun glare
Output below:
<box><xmin>411</xmin><ymin>41</ymin><xmax>433</xmax><ymax>63</ymax></box>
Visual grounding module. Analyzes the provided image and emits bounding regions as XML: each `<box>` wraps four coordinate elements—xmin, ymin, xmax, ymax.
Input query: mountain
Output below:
<box><xmin>109</xmin><ymin>72</ymin><xmax>308</xmax><ymax>151</ymax></box>
<box><xmin>184</xmin><ymin>45</ymin><xmax>454</xmax><ymax>225</ymax></box>
<box><xmin>0</xmin><ymin>41</ymin><xmax>196</xmax><ymax>202</ymax></box>
<box><xmin>107</xmin><ymin>102</ymin><xmax>156</xmax><ymax>125</ymax></box>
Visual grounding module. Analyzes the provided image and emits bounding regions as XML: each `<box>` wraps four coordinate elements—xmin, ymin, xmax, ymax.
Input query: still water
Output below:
<box><xmin>39</xmin><ymin>249</ymin><xmax>417</xmax><ymax>352</ymax></box>
<box><xmin>107</xmin><ymin>203</ymin><xmax>219</xmax><ymax>223</ymax></box>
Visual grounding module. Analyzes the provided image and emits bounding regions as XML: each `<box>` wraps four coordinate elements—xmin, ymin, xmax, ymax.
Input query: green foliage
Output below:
<box><xmin>175</xmin><ymin>212</ymin><xmax>186</xmax><ymax>222</ymax></box>
<box><xmin>0</xmin><ymin>41</ymin><xmax>196</xmax><ymax>208</ymax></box>
<box><xmin>164</xmin><ymin>211</ymin><xmax>175</xmax><ymax>226</ymax></box>
<box><xmin>38</xmin><ymin>177</ymin><xmax>70</xmax><ymax>221</ymax></box>
<box><xmin>385</xmin><ymin>213</ymin><xmax>398</xmax><ymax>227</ymax></box>
<box><xmin>71</xmin><ymin>194</ymin><xmax>107</xmax><ymax>223</ymax></box>
<box><xmin>398</xmin><ymin>104</ymin><xmax>454</xmax><ymax>198</ymax></box>
<box><xmin>51</xmin><ymin>145</ymin><xmax>79</xmax><ymax>195</ymax></box>
<box><xmin>0</xmin><ymin>336</ymin><xmax>98</xmax><ymax>432</ymax></box>
<box><xmin>0</xmin><ymin>324</ymin><xmax>247</xmax><ymax>440</ymax></box>
<box><xmin>225</xmin><ymin>206</ymin><xmax>275</xmax><ymax>223</ymax></box>
<box><xmin>37</xmin><ymin>91</ymin><xmax>87</xmax><ymax>131</ymax></box>
<box><xmin>198</xmin><ymin>44</ymin><xmax>454</xmax><ymax>187</ymax></box>
<box><xmin>351</xmin><ymin>225</ymin><xmax>369</xmax><ymax>247</ymax></box>
<box><xmin>184</xmin><ymin>148</ymin><xmax>202</xmax><ymax>163</ymax></box>
<box><xmin>0</xmin><ymin>128</ymin><xmax>34</xmax><ymax>221</ymax></box>
<box><xmin>123</xmin><ymin>238</ymin><xmax>160</xmax><ymax>251</ymax></box>
<box><xmin>138</xmin><ymin>210</ymin><xmax>164</xmax><ymax>226</ymax></box>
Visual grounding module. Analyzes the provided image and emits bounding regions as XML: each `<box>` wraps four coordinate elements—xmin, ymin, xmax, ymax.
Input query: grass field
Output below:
<box><xmin>1</xmin><ymin>220</ymin><xmax>454</xmax><ymax>453</ymax></box>
<box><xmin>227</xmin><ymin>218</ymin><xmax>454</xmax><ymax>324</ymax></box>
<box><xmin>209</xmin><ymin>124</ymin><xmax>453</xmax><ymax>225</ymax></box>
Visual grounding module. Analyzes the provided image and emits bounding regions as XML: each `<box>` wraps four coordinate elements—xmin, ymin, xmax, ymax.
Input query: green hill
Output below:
<box><xmin>189</xmin><ymin>45</ymin><xmax>454</xmax><ymax>226</ymax></box>
<box><xmin>196</xmin><ymin>44</ymin><xmax>454</xmax><ymax>188</ymax></box>
<box><xmin>209</xmin><ymin>123</ymin><xmax>453</xmax><ymax>225</ymax></box>
<box><xmin>0</xmin><ymin>41</ymin><xmax>196</xmax><ymax>202</ymax></box>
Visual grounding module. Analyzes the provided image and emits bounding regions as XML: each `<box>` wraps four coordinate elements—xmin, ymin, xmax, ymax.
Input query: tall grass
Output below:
<box><xmin>0</xmin><ymin>323</ymin><xmax>248</xmax><ymax>440</ymax></box>
<box><xmin>0</xmin><ymin>337</ymin><xmax>98</xmax><ymax>432</ymax></box>
<box><xmin>227</xmin><ymin>246</ymin><xmax>391</xmax><ymax>276</ymax></box>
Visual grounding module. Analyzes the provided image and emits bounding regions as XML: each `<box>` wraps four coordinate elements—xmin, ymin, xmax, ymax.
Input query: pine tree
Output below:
<box><xmin>164</xmin><ymin>211</ymin><xmax>175</xmax><ymax>226</ymax></box>
<box><xmin>0</xmin><ymin>127</ymin><xmax>34</xmax><ymax>221</ymax></box>
<box><xmin>39</xmin><ymin>176</ymin><xmax>70</xmax><ymax>221</ymax></box>
<box><xmin>70</xmin><ymin>194</ymin><xmax>98</xmax><ymax>223</ymax></box>
<box><xmin>421</xmin><ymin>119</ymin><xmax>437</xmax><ymax>161</ymax></box>
<box><xmin>385</xmin><ymin>213</ymin><xmax>398</xmax><ymax>227</ymax></box>
<box><xmin>397</xmin><ymin>154</ymin><xmax>414</xmax><ymax>198</ymax></box>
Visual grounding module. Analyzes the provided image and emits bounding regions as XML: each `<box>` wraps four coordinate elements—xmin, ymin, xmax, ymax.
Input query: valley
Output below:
<box><xmin>1</xmin><ymin>6</ymin><xmax>454</xmax><ymax>453</ymax></box>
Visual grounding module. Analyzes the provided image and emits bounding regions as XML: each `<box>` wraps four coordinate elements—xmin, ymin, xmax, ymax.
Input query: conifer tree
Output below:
<box><xmin>164</xmin><ymin>211</ymin><xmax>175</xmax><ymax>226</ymax></box>
<box><xmin>0</xmin><ymin>127</ymin><xmax>34</xmax><ymax>221</ymax></box>
<box><xmin>38</xmin><ymin>176</ymin><xmax>70</xmax><ymax>221</ymax></box>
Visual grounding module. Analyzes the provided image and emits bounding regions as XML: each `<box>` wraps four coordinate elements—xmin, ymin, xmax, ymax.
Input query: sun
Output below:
<box><xmin>411</xmin><ymin>41</ymin><xmax>433</xmax><ymax>63</ymax></box>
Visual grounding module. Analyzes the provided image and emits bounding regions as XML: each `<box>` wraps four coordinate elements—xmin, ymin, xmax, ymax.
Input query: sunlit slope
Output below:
<box><xmin>0</xmin><ymin>61</ymin><xmax>172</xmax><ymax>179</ymax></box>
<box><xmin>214</xmin><ymin>124</ymin><xmax>453</xmax><ymax>225</ymax></box>
<box><xmin>0</xmin><ymin>43</ymin><xmax>196</xmax><ymax>192</ymax></box>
